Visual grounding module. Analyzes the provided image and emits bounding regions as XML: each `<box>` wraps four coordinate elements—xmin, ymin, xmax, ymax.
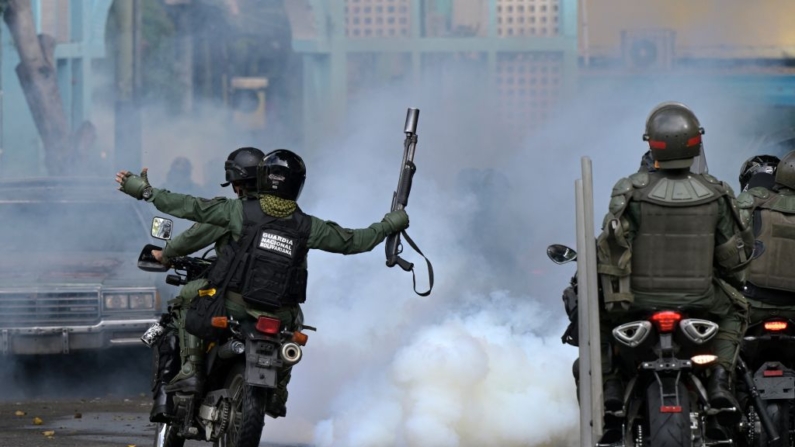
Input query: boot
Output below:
<box><xmin>150</xmin><ymin>331</ymin><xmax>179</xmax><ymax>422</ymax></box>
<box><xmin>266</xmin><ymin>367</ymin><xmax>292</xmax><ymax>418</ymax></box>
<box><xmin>165</xmin><ymin>311</ymin><xmax>205</xmax><ymax>394</ymax></box>
<box><xmin>603</xmin><ymin>378</ymin><xmax>625</xmax><ymax>412</ymax></box>
<box><xmin>707</xmin><ymin>366</ymin><xmax>740</xmax><ymax>410</ymax></box>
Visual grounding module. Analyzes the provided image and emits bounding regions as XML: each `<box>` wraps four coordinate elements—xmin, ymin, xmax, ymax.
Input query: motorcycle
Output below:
<box><xmin>548</xmin><ymin>244</ymin><xmax>741</xmax><ymax>447</ymax></box>
<box><xmin>739</xmin><ymin>315</ymin><xmax>794</xmax><ymax>447</ymax></box>
<box><xmin>140</xmin><ymin>217</ymin><xmax>314</xmax><ymax>447</ymax></box>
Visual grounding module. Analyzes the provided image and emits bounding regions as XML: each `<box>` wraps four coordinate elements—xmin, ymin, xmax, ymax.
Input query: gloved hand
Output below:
<box><xmin>382</xmin><ymin>209</ymin><xmax>409</xmax><ymax>234</ymax></box>
<box><xmin>116</xmin><ymin>168</ymin><xmax>153</xmax><ymax>200</ymax></box>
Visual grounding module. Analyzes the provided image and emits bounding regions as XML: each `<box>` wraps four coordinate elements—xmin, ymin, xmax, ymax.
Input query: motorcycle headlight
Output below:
<box><xmin>104</xmin><ymin>294</ymin><xmax>129</xmax><ymax>309</ymax></box>
<box><xmin>129</xmin><ymin>293</ymin><xmax>154</xmax><ymax>309</ymax></box>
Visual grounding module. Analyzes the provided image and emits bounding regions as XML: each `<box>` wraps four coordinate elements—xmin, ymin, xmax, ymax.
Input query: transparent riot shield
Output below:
<box><xmin>575</xmin><ymin>157</ymin><xmax>603</xmax><ymax>445</ymax></box>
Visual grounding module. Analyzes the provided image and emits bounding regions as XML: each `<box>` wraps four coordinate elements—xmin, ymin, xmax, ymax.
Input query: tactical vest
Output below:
<box><xmin>629</xmin><ymin>172</ymin><xmax>724</xmax><ymax>295</ymax></box>
<box><xmin>209</xmin><ymin>200</ymin><xmax>312</xmax><ymax>308</ymax></box>
<box><xmin>745</xmin><ymin>190</ymin><xmax>795</xmax><ymax>299</ymax></box>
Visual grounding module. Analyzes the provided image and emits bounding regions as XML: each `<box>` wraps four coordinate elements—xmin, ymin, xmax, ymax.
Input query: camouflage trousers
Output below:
<box><xmin>168</xmin><ymin>279</ymin><xmax>302</xmax><ymax>418</ymax></box>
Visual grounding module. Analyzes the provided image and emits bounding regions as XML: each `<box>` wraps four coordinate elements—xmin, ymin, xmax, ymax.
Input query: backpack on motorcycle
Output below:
<box><xmin>185</xmin><ymin>220</ymin><xmax>259</xmax><ymax>340</ymax></box>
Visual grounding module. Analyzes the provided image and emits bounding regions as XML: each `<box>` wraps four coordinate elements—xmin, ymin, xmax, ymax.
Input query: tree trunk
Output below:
<box><xmin>3</xmin><ymin>0</ymin><xmax>95</xmax><ymax>175</ymax></box>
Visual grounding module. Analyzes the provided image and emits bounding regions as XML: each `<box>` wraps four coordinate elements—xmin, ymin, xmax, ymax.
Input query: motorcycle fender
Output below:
<box><xmin>245</xmin><ymin>339</ymin><xmax>281</xmax><ymax>388</ymax></box>
<box><xmin>754</xmin><ymin>376</ymin><xmax>795</xmax><ymax>400</ymax></box>
<box><xmin>754</xmin><ymin>377</ymin><xmax>795</xmax><ymax>400</ymax></box>
<box><xmin>754</xmin><ymin>362</ymin><xmax>795</xmax><ymax>400</ymax></box>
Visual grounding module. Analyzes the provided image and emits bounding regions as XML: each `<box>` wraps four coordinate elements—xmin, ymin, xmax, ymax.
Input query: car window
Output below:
<box><xmin>0</xmin><ymin>201</ymin><xmax>149</xmax><ymax>253</ymax></box>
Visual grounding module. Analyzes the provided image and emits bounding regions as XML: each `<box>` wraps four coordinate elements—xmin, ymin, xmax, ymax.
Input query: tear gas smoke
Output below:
<box><xmin>249</xmin><ymin>69</ymin><xmax>780</xmax><ymax>446</ymax></box>
<box><xmin>2</xmin><ymin>3</ymin><xmax>791</xmax><ymax>445</ymax></box>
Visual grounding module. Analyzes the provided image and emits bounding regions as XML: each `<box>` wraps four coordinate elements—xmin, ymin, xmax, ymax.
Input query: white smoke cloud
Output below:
<box><xmin>312</xmin><ymin>291</ymin><xmax>578</xmax><ymax>447</ymax></box>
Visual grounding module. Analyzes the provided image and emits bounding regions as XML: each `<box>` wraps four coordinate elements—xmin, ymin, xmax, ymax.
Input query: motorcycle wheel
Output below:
<box><xmin>154</xmin><ymin>422</ymin><xmax>185</xmax><ymax>447</ymax></box>
<box><xmin>214</xmin><ymin>362</ymin><xmax>269</xmax><ymax>447</ymax></box>
<box><xmin>645</xmin><ymin>378</ymin><xmax>692</xmax><ymax>447</ymax></box>
<box><xmin>758</xmin><ymin>402</ymin><xmax>790</xmax><ymax>447</ymax></box>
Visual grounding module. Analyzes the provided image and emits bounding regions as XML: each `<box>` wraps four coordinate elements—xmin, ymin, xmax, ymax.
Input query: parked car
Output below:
<box><xmin>0</xmin><ymin>177</ymin><xmax>170</xmax><ymax>355</ymax></box>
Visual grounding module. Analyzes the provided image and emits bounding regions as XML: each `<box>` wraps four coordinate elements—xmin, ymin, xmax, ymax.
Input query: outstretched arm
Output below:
<box><xmin>116</xmin><ymin>169</ymin><xmax>242</xmax><ymax>230</ymax></box>
<box><xmin>307</xmin><ymin>210</ymin><xmax>408</xmax><ymax>255</ymax></box>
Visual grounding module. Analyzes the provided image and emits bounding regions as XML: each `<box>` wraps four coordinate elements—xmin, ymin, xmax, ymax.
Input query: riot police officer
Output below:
<box><xmin>149</xmin><ymin>146</ymin><xmax>266</xmax><ymax>422</ymax></box>
<box><xmin>596</xmin><ymin>102</ymin><xmax>753</xmax><ymax>412</ymax></box>
<box><xmin>737</xmin><ymin>151</ymin><xmax>795</xmax><ymax>326</ymax></box>
<box><xmin>116</xmin><ymin>149</ymin><xmax>409</xmax><ymax>422</ymax></box>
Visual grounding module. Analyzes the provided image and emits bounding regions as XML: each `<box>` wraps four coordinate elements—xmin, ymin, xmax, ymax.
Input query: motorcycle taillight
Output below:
<box><xmin>650</xmin><ymin>311</ymin><xmax>682</xmax><ymax>333</ymax></box>
<box><xmin>764</xmin><ymin>320</ymin><xmax>788</xmax><ymax>332</ymax></box>
<box><xmin>256</xmin><ymin>316</ymin><xmax>281</xmax><ymax>335</ymax></box>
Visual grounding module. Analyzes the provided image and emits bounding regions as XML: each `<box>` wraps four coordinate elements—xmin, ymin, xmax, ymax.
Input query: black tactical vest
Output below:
<box><xmin>746</xmin><ymin>192</ymin><xmax>795</xmax><ymax>301</ymax></box>
<box><xmin>630</xmin><ymin>172</ymin><xmax>724</xmax><ymax>295</ymax></box>
<box><xmin>210</xmin><ymin>199</ymin><xmax>312</xmax><ymax>309</ymax></box>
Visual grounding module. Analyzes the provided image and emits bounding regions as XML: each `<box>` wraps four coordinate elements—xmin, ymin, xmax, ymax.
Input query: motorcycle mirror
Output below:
<box><xmin>751</xmin><ymin>240</ymin><xmax>766</xmax><ymax>261</ymax></box>
<box><xmin>547</xmin><ymin>244</ymin><xmax>577</xmax><ymax>265</ymax></box>
<box><xmin>137</xmin><ymin>244</ymin><xmax>170</xmax><ymax>272</ymax></box>
<box><xmin>151</xmin><ymin>216</ymin><xmax>174</xmax><ymax>240</ymax></box>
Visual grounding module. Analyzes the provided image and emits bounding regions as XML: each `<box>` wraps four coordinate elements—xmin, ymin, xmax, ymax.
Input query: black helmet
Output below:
<box><xmin>643</xmin><ymin>102</ymin><xmax>705</xmax><ymax>170</ymax></box>
<box><xmin>739</xmin><ymin>154</ymin><xmax>780</xmax><ymax>191</ymax></box>
<box><xmin>257</xmin><ymin>149</ymin><xmax>306</xmax><ymax>200</ymax></box>
<box><xmin>776</xmin><ymin>150</ymin><xmax>795</xmax><ymax>190</ymax></box>
<box><xmin>221</xmin><ymin>147</ymin><xmax>266</xmax><ymax>187</ymax></box>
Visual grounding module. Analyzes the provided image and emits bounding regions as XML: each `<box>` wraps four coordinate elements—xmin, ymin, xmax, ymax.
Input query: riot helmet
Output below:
<box><xmin>643</xmin><ymin>102</ymin><xmax>705</xmax><ymax>170</ymax></box>
<box><xmin>257</xmin><ymin>149</ymin><xmax>306</xmax><ymax>201</ymax></box>
<box><xmin>739</xmin><ymin>155</ymin><xmax>780</xmax><ymax>191</ymax></box>
<box><xmin>776</xmin><ymin>150</ymin><xmax>795</xmax><ymax>190</ymax></box>
<box><xmin>221</xmin><ymin>147</ymin><xmax>266</xmax><ymax>188</ymax></box>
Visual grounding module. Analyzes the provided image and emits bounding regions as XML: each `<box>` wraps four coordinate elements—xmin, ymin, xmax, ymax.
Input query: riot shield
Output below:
<box><xmin>575</xmin><ymin>157</ymin><xmax>603</xmax><ymax>445</ymax></box>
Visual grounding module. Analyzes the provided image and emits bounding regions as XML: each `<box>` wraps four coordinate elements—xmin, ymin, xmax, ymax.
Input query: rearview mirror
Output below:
<box><xmin>547</xmin><ymin>244</ymin><xmax>577</xmax><ymax>265</ymax></box>
<box><xmin>151</xmin><ymin>217</ymin><xmax>173</xmax><ymax>240</ymax></box>
<box><xmin>137</xmin><ymin>244</ymin><xmax>169</xmax><ymax>272</ymax></box>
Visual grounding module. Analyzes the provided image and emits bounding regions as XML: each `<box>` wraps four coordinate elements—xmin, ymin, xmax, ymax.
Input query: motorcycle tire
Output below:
<box><xmin>215</xmin><ymin>362</ymin><xmax>269</xmax><ymax>447</ymax></box>
<box><xmin>646</xmin><ymin>378</ymin><xmax>692</xmax><ymax>447</ymax></box>
<box><xmin>154</xmin><ymin>422</ymin><xmax>185</xmax><ymax>447</ymax></box>
<box><xmin>758</xmin><ymin>402</ymin><xmax>790</xmax><ymax>447</ymax></box>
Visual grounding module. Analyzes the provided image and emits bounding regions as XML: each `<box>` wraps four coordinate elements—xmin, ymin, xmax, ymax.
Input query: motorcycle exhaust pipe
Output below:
<box><xmin>217</xmin><ymin>340</ymin><xmax>245</xmax><ymax>359</ymax></box>
<box><xmin>280</xmin><ymin>342</ymin><xmax>302</xmax><ymax>366</ymax></box>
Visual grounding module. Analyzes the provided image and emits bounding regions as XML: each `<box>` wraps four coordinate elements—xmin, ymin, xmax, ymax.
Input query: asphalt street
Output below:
<box><xmin>0</xmin><ymin>348</ymin><xmax>304</xmax><ymax>447</ymax></box>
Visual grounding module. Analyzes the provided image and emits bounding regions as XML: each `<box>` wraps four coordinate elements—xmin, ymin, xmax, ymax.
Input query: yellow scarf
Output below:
<box><xmin>260</xmin><ymin>194</ymin><xmax>297</xmax><ymax>218</ymax></box>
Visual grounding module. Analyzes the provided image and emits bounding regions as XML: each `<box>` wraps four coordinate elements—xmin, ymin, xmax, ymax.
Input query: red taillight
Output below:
<box><xmin>764</xmin><ymin>370</ymin><xmax>784</xmax><ymax>377</ymax></box>
<box><xmin>255</xmin><ymin>316</ymin><xmax>281</xmax><ymax>335</ymax></box>
<box><xmin>651</xmin><ymin>311</ymin><xmax>682</xmax><ymax>333</ymax></box>
<box><xmin>660</xmin><ymin>406</ymin><xmax>682</xmax><ymax>413</ymax></box>
<box><xmin>764</xmin><ymin>320</ymin><xmax>788</xmax><ymax>332</ymax></box>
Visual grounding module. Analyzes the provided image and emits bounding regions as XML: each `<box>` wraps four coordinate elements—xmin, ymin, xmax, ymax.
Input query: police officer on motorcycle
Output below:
<box><xmin>737</xmin><ymin>151</ymin><xmax>795</xmax><ymax>326</ymax></box>
<box><xmin>116</xmin><ymin>149</ymin><xmax>409</xmax><ymax>421</ymax></box>
<box><xmin>596</xmin><ymin>102</ymin><xmax>753</xmax><ymax>413</ymax></box>
<box><xmin>148</xmin><ymin>147</ymin><xmax>266</xmax><ymax>422</ymax></box>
